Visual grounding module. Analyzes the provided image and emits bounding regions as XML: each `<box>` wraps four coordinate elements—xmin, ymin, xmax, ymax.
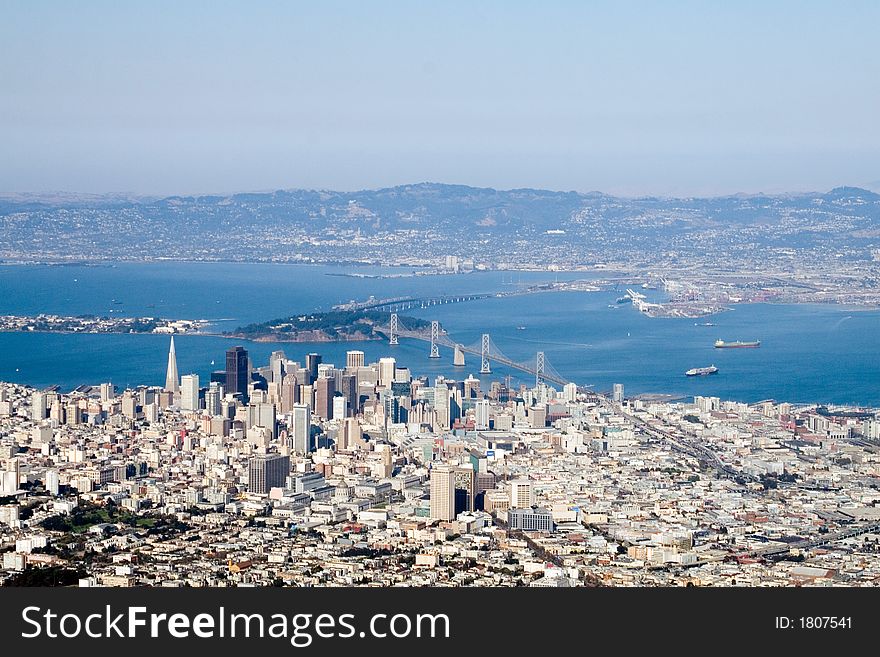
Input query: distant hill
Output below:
<box><xmin>1</xmin><ymin>183</ymin><xmax>879</xmax><ymax>266</ymax></box>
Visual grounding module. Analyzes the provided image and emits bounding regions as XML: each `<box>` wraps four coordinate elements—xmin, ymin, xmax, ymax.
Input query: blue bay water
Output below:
<box><xmin>0</xmin><ymin>262</ymin><xmax>878</xmax><ymax>405</ymax></box>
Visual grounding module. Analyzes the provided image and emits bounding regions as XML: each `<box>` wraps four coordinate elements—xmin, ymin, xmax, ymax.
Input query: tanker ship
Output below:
<box><xmin>714</xmin><ymin>339</ymin><xmax>760</xmax><ymax>348</ymax></box>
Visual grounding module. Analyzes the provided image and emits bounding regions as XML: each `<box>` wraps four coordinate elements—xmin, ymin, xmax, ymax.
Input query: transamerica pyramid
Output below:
<box><xmin>164</xmin><ymin>336</ymin><xmax>180</xmax><ymax>395</ymax></box>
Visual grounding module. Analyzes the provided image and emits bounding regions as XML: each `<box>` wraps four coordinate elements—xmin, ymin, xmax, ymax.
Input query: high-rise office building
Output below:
<box><xmin>164</xmin><ymin>336</ymin><xmax>180</xmax><ymax>396</ymax></box>
<box><xmin>455</xmin><ymin>466</ymin><xmax>476</xmax><ymax>514</ymax></box>
<box><xmin>383</xmin><ymin>394</ymin><xmax>402</xmax><ymax>425</ymax></box>
<box><xmin>563</xmin><ymin>382</ymin><xmax>578</xmax><ymax>403</ymax></box>
<box><xmin>510</xmin><ymin>479</ymin><xmax>534</xmax><ymax>509</ymax></box>
<box><xmin>249</xmin><ymin>402</ymin><xmax>277</xmax><ymax>438</ymax></box>
<box><xmin>100</xmin><ymin>382</ymin><xmax>114</xmax><ymax>402</ymax></box>
<box><xmin>430</xmin><ymin>464</ymin><xmax>456</xmax><ymax>521</ymax></box>
<box><xmin>474</xmin><ymin>398</ymin><xmax>490</xmax><ymax>430</ymax></box>
<box><xmin>345</xmin><ymin>350</ymin><xmax>365</xmax><ymax>369</ymax></box>
<box><xmin>280</xmin><ymin>374</ymin><xmax>300</xmax><ymax>413</ymax></box>
<box><xmin>49</xmin><ymin>398</ymin><xmax>65</xmax><ymax>424</ymax></box>
<box><xmin>226</xmin><ymin>346</ymin><xmax>249</xmax><ymax>404</ymax></box>
<box><xmin>306</xmin><ymin>353</ymin><xmax>322</xmax><ymax>384</ymax></box>
<box><xmin>530</xmin><ymin>404</ymin><xmax>547</xmax><ymax>428</ymax></box>
<box><xmin>434</xmin><ymin>386</ymin><xmax>450</xmax><ymax>430</ymax></box>
<box><xmin>121</xmin><ymin>391</ymin><xmax>137</xmax><ymax>418</ymax></box>
<box><xmin>612</xmin><ymin>383</ymin><xmax>624</xmax><ymax>403</ymax></box>
<box><xmin>289</xmin><ymin>404</ymin><xmax>311</xmax><ymax>454</ymax></box>
<box><xmin>45</xmin><ymin>469</ymin><xmax>59</xmax><ymax>496</ymax></box>
<box><xmin>339</xmin><ymin>416</ymin><xmax>362</xmax><ymax>451</ymax></box>
<box><xmin>248</xmin><ymin>454</ymin><xmax>290</xmax><ymax>494</ymax></box>
<box><xmin>314</xmin><ymin>376</ymin><xmax>335</xmax><ymax>420</ymax></box>
<box><xmin>332</xmin><ymin>395</ymin><xmax>347</xmax><ymax>421</ymax></box>
<box><xmin>378</xmin><ymin>357</ymin><xmax>396</xmax><ymax>389</ymax></box>
<box><xmin>180</xmin><ymin>374</ymin><xmax>200</xmax><ymax>411</ymax></box>
<box><xmin>205</xmin><ymin>382</ymin><xmax>223</xmax><ymax>416</ymax></box>
<box><xmin>340</xmin><ymin>373</ymin><xmax>357</xmax><ymax>415</ymax></box>
<box><xmin>463</xmin><ymin>374</ymin><xmax>481</xmax><ymax>399</ymax></box>
<box><xmin>269</xmin><ymin>350</ymin><xmax>287</xmax><ymax>383</ymax></box>
<box><xmin>31</xmin><ymin>391</ymin><xmax>48</xmax><ymax>422</ymax></box>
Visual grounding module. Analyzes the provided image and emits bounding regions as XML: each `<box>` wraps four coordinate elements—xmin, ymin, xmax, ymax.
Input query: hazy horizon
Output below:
<box><xmin>2</xmin><ymin>1</ymin><xmax>879</xmax><ymax>197</ymax></box>
<box><xmin>2</xmin><ymin>179</ymin><xmax>880</xmax><ymax>202</ymax></box>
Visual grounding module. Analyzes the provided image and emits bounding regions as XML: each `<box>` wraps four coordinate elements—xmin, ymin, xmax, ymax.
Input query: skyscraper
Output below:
<box><xmin>248</xmin><ymin>454</ymin><xmax>290</xmax><ymax>494</ymax></box>
<box><xmin>474</xmin><ymin>398</ymin><xmax>490</xmax><ymax>430</ymax></box>
<box><xmin>100</xmin><ymin>382</ymin><xmax>114</xmax><ymax>402</ymax></box>
<box><xmin>249</xmin><ymin>402</ymin><xmax>277</xmax><ymax>438</ymax></box>
<box><xmin>290</xmin><ymin>404</ymin><xmax>311</xmax><ymax>454</ymax></box>
<box><xmin>164</xmin><ymin>336</ymin><xmax>180</xmax><ymax>395</ymax></box>
<box><xmin>205</xmin><ymin>382</ymin><xmax>223</xmax><ymax>416</ymax></box>
<box><xmin>341</xmin><ymin>373</ymin><xmax>357</xmax><ymax>415</ymax></box>
<box><xmin>612</xmin><ymin>383</ymin><xmax>624</xmax><ymax>403</ymax></box>
<box><xmin>378</xmin><ymin>357</ymin><xmax>396</xmax><ymax>389</ymax></box>
<box><xmin>280</xmin><ymin>373</ymin><xmax>300</xmax><ymax>413</ymax></box>
<box><xmin>269</xmin><ymin>350</ymin><xmax>287</xmax><ymax>383</ymax></box>
<box><xmin>306</xmin><ymin>353</ymin><xmax>322</xmax><ymax>384</ymax></box>
<box><xmin>314</xmin><ymin>376</ymin><xmax>335</xmax><ymax>420</ymax></box>
<box><xmin>430</xmin><ymin>464</ymin><xmax>456</xmax><ymax>521</ymax></box>
<box><xmin>180</xmin><ymin>374</ymin><xmax>200</xmax><ymax>411</ymax></box>
<box><xmin>454</xmin><ymin>466</ymin><xmax>476</xmax><ymax>514</ymax></box>
<box><xmin>345</xmin><ymin>350</ymin><xmax>365</xmax><ymax>369</ymax></box>
<box><xmin>226</xmin><ymin>346</ymin><xmax>249</xmax><ymax>404</ymax></box>
<box><xmin>31</xmin><ymin>391</ymin><xmax>48</xmax><ymax>422</ymax></box>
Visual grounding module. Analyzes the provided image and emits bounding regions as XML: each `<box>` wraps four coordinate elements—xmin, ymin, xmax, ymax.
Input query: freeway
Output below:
<box><xmin>603</xmin><ymin>396</ymin><xmax>761</xmax><ymax>484</ymax></box>
<box><xmin>746</xmin><ymin>521</ymin><xmax>880</xmax><ymax>558</ymax></box>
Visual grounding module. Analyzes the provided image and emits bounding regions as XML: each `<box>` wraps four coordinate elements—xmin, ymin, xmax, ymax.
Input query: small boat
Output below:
<box><xmin>516</xmin><ymin>326</ymin><xmax>526</xmax><ymax>330</ymax></box>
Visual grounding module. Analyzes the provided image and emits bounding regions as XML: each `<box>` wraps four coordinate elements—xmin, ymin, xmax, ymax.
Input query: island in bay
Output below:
<box><xmin>0</xmin><ymin>314</ymin><xmax>207</xmax><ymax>335</ymax></box>
<box><xmin>227</xmin><ymin>310</ymin><xmax>429</xmax><ymax>342</ymax></box>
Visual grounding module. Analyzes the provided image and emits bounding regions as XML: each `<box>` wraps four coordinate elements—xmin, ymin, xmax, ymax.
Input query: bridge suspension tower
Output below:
<box><xmin>389</xmin><ymin>313</ymin><xmax>399</xmax><ymax>345</ymax></box>
<box><xmin>480</xmin><ymin>333</ymin><xmax>491</xmax><ymax>374</ymax></box>
<box><xmin>429</xmin><ymin>321</ymin><xmax>441</xmax><ymax>358</ymax></box>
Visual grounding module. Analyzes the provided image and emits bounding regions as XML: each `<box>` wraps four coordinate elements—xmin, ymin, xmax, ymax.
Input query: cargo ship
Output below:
<box><xmin>686</xmin><ymin>365</ymin><xmax>718</xmax><ymax>376</ymax></box>
<box><xmin>714</xmin><ymin>339</ymin><xmax>760</xmax><ymax>348</ymax></box>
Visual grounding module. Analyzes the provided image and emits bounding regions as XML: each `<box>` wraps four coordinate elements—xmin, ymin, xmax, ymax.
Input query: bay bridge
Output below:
<box><xmin>378</xmin><ymin>313</ymin><xmax>577</xmax><ymax>388</ymax></box>
<box><xmin>335</xmin><ymin>294</ymin><xmax>492</xmax><ymax>313</ymax></box>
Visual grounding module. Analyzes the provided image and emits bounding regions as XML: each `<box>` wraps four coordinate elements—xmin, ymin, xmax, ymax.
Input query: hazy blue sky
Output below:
<box><xmin>1</xmin><ymin>1</ymin><xmax>878</xmax><ymax>196</ymax></box>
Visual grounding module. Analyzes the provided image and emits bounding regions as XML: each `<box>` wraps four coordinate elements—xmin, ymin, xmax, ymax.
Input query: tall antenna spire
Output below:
<box><xmin>165</xmin><ymin>336</ymin><xmax>180</xmax><ymax>394</ymax></box>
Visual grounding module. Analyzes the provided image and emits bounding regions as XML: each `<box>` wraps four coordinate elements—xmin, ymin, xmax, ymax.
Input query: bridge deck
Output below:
<box><xmin>390</xmin><ymin>328</ymin><xmax>572</xmax><ymax>387</ymax></box>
